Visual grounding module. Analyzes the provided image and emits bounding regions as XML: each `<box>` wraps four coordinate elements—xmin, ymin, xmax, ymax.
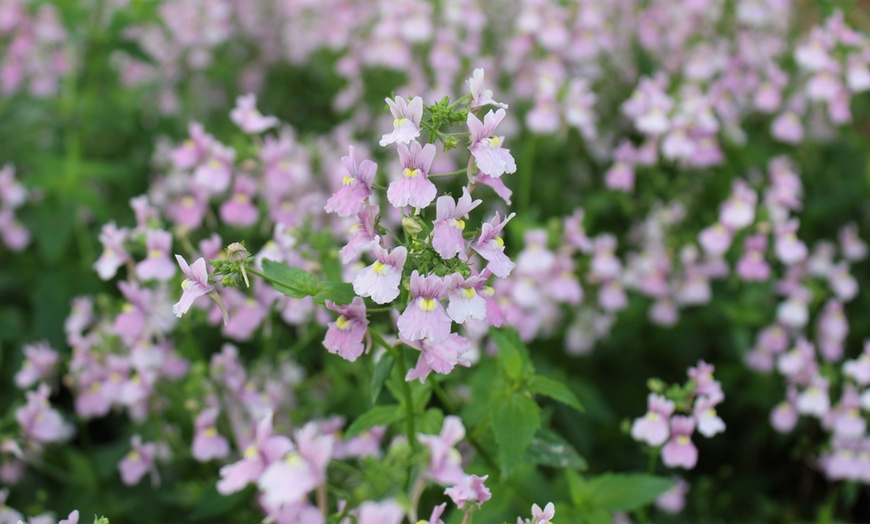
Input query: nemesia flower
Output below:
<box><xmin>219</xmin><ymin>176</ymin><xmax>260</xmax><ymax>227</ymax></box>
<box><xmin>661</xmin><ymin>416</ymin><xmax>698</xmax><ymax>469</ymax></box>
<box><xmin>522</xmin><ymin>502</ymin><xmax>555</xmax><ymax>524</ymax></box>
<box><xmin>193</xmin><ymin>143</ymin><xmax>235</xmax><ymax>194</ymax></box>
<box><xmin>323</xmin><ymin>297</ymin><xmax>369</xmax><ymax>362</ymax></box>
<box><xmin>468</xmin><ymin>108</ymin><xmax>517</xmax><ymax>178</ymax></box>
<box><xmin>445</xmin><ymin>474</ymin><xmax>492</xmax><ymax>509</ymax></box>
<box><xmin>325</xmin><ymin>146</ymin><xmax>377</xmax><ymax>217</ymax></box>
<box><xmin>379</xmin><ymin>95</ymin><xmax>424</xmax><ymax>147</ymax></box>
<box><xmin>387</xmin><ymin>140</ymin><xmax>437</xmax><ymax>209</ymax></box>
<box><xmin>446</xmin><ymin>274</ymin><xmax>487</xmax><ymax>324</ymax></box>
<box><xmin>59</xmin><ymin>510</ymin><xmax>80</xmax><ymax>524</ymax></box>
<box><xmin>424</xmin><ymin>503</ymin><xmax>447</xmax><ymax>524</ymax></box>
<box><xmin>356</xmin><ymin>499</ymin><xmax>405</xmax><ymax>524</ymax></box>
<box><xmin>172</xmin><ymin>255</ymin><xmax>227</xmax><ymax>325</ymax></box>
<box><xmin>796</xmin><ymin>376</ymin><xmax>831</xmax><ymax>418</ymax></box>
<box><xmin>432</xmin><ymin>187</ymin><xmax>482</xmax><ymax>261</ymax></box>
<box><xmin>171</xmin><ymin>122</ymin><xmax>213</xmax><ymax>170</ymax></box>
<box><xmin>774</xmin><ymin>219</ymin><xmax>807</xmax><ymax>265</ymax></box>
<box><xmin>217</xmin><ymin>410</ymin><xmax>292</xmax><ymax>495</ymax></box>
<box><xmin>94</xmin><ymin>222</ymin><xmax>129</xmax><ymax>280</ymax></box>
<box><xmin>655</xmin><ymin>479</ymin><xmax>690</xmax><ymax>514</ymax></box>
<box><xmin>340</xmin><ymin>203</ymin><xmax>379</xmax><ymax>264</ymax></box>
<box><xmin>404</xmin><ymin>334</ymin><xmax>472</xmax><ymax>382</ymax></box>
<box><xmin>230</xmin><ymin>93</ymin><xmax>279</xmax><ymax>134</ymax></box>
<box><xmin>468</xmin><ymin>68</ymin><xmax>508</xmax><ymax>110</ymax></box>
<box><xmin>631</xmin><ymin>393</ymin><xmax>675</xmax><ymax>447</ymax></box>
<box><xmin>471</xmin><ymin>211</ymin><xmax>516</xmax><ymax>277</ymax></box>
<box><xmin>192</xmin><ymin>407</ymin><xmax>230</xmax><ymax>462</ymax></box>
<box><xmin>14</xmin><ymin>341</ymin><xmax>59</xmax><ymax>389</ymax></box>
<box><xmin>419</xmin><ymin>415</ymin><xmax>466</xmax><ymax>485</ymax></box>
<box><xmin>397</xmin><ymin>271</ymin><xmax>452</xmax><ymax>343</ymax></box>
<box><xmin>15</xmin><ymin>383</ymin><xmax>73</xmax><ymax>443</ymax></box>
<box><xmin>476</xmin><ymin>173</ymin><xmax>513</xmax><ymax>204</ymax></box>
<box><xmin>136</xmin><ymin>229</ymin><xmax>176</xmax><ymax>281</ymax></box>
<box><xmin>352</xmin><ymin>238</ymin><xmax>407</xmax><ymax>304</ymax></box>
<box><xmin>693</xmin><ymin>395</ymin><xmax>726</xmax><ymax>437</ymax></box>
<box><xmin>118</xmin><ymin>435</ymin><xmax>158</xmax><ymax>486</ymax></box>
<box><xmin>258</xmin><ymin>422</ymin><xmax>334</xmax><ymax>509</ymax></box>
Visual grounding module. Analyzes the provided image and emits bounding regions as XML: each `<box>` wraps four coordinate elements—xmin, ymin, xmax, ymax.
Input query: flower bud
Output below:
<box><xmin>402</xmin><ymin>216</ymin><xmax>424</xmax><ymax>238</ymax></box>
<box><xmin>226</xmin><ymin>242</ymin><xmax>249</xmax><ymax>263</ymax></box>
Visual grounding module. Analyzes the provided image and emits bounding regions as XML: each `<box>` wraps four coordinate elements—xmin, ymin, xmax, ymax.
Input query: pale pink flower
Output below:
<box><xmin>230</xmin><ymin>93</ymin><xmax>279</xmax><ymax>134</ymax></box>
<box><xmin>468</xmin><ymin>108</ymin><xmax>517</xmax><ymax>178</ymax></box>
<box><xmin>379</xmin><ymin>96</ymin><xmax>424</xmax><ymax>147</ymax></box>
<box><xmin>352</xmin><ymin>238</ymin><xmax>407</xmax><ymax>304</ymax></box>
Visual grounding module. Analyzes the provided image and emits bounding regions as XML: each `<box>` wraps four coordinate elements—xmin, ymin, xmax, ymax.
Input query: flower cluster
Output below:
<box><xmin>631</xmin><ymin>361</ymin><xmax>725</xmax><ymax>471</ymax></box>
<box><xmin>0</xmin><ymin>164</ymin><xmax>30</xmax><ymax>251</ymax></box>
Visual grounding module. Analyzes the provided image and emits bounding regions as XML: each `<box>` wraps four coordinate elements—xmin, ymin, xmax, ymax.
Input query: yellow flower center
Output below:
<box><xmin>677</xmin><ymin>436</ymin><xmax>690</xmax><ymax>445</ymax></box>
<box><xmin>128</xmin><ymin>450</ymin><xmax>141</xmax><ymax>462</ymax></box>
<box><xmin>284</xmin><ymin>452</ymin><xmax>302</xmax><ymax>465</ymax></box>
<box><xmin>493</xmin><ymin>237</ymin><xmax>505</xmax><ymax>247</ymax></box>
<box><xmin>234</xmin><ymin>194</ymin><xmax>250</xmax><ymax>204</ymax></box>
<box><xmin>463</xmin><ymin>288</ymin><xmax>477</xmax><ymax>299</ymax></box>
<box><xmin>181</xmin><ymin>279</ymin><xmax>193</xmax><ymax>290</ymax></box>
<box><xmin>453</xmin><ymin>219</ymin><xmax>465</xmax><ymax>230</ymax></box>
<box><xmin>488</xmin><ymin>136</ymin><xmax>501</xmax><ymax>147</ymax></box>
<box><xmin>183</xmin><ymin>139</ymin><xmax>195</xmax><ymax>150</ymax></box>
<box><xmin>373</xmin><ymin>261</ymin><xmax>387</xmax><ymax>274</ymax></box>
<box><xmin>203</xmin><ymin>427</ymin><xmax>218</xmax><ymax>438</ymax></box>
<box><xmin>342</xmin><ymin>176</ymin><xmax>355</xmax><ymax>186</ymax></box>
<box><xmin>336</xmin><ymin>316</ymin><xmax>350</xmax><ymax>330</ymax></box>
<box><xmin>403</xmin><ymin>167</ymin><xmax>421</xmax><ymax>178</ymax></box>
<box><xmin>647</xmin><ymin>412</ymin><xmax>660</xmax><ymax>421</ymax></box>
<box><xmin>419</xmin><ymin>298</ymin><xmax>437</xmax><ymax>311</ymax></box>
<box><xmin>149</xmin><ymin>249</ymin><xmax>163</xmax><ymax>259</ymax></box>
<box><xmin>483</xmin><ymin>286</ymin><xmax>495</xmax><ymax>296</ymax></box>
<box><xmin>181</xmin><ymin>196</ymin><xmax>195</xmax><ymax>207</ymax></box>
<box><xmin>122</xmin><ymin>303</ymin><xmax>135</xmax><ymax>313</ymax></box>
<box><xmin>394</xmin><ymin>117</ymin><xmax>407</xmax><ymax>127</ymax></box>
<box><xmin>349</xmin><ymin>223</ymin><xmax>362</xmax><ymax>233</ymax></box>
<box><xmin>243</xmin><ymin>445</ymin><xmax>259</xmax><ymax>459</ymax></box>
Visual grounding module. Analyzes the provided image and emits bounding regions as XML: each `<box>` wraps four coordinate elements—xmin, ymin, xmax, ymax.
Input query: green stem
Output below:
<box><xmin>371</xmin><ymin>332</ymin><xmax>418</xmax><ymax>451</ymax></box>
<box><xmin>428</xmin><ymin>168</ymin><xmax>467</xmax><ymax>178</ymax></box>
<box><xmin>518</xmin><ymin>134</ymin><xmax>536</xmax><ymax>216</ymax></box>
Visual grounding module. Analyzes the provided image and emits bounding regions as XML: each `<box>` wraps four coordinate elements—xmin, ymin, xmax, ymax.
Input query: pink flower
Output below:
<box><xmin>59</xmin><ymin>510</ymin><xmax>80</xmax><ymax>524</ymax></box>
<box><xmin>476</xmin><ymin>173</ymin><xmax>513</xmax><ymax>204</ymax></box>
<box><xmin>468</xmin><ymin>68</ymin><xmax>508</xmax><ymax>110</ymax></box>
<box><xmin>404</xmin><ymin>334</ymin><xmax>472</xmax><ymax>382</ymax></box>
<box><xmin>136</xmin><ymin>229</ymin><xmax>176</xmax><ymax>281</ymax></box>
<box><xmin>217</xmin><ymin>411</ymin><xmax>293</xmax><ymax>495</ymax></box>
<box><xmin>774</xmin><ymin>219</ymin><xmax>807</xmax><ymax>265</ymax></box>
<box><xmin>387</xmin><ymin>140</ymin><xmax>437</xmax><ymax>209</ymax></box>
<box><xmin>323</xmin><ymin>297</ymin><xmax>369</xmax><ymax>362</ymax></box>
<box><xmin>526</xmin><ymin>502</ymin><xmax>556</xmax><ymax>524</ymax></box>
<box><xmin>219</xmin><ymin>176</ymin><xmax>259</xmax><ymax>227</ymax></box>
<box><xmin>655</xmin><ymin>479</ymin><xmax>689</xmax><ymax>514</ymax></box>
<box><xmin>172</xmin><ymin>255</ymin><xmax>216</xmax><ymax>319</ymax></box>
<box><xmin>258</xmin><ymin>423</ymin><xmax>334</xmax><ymax>510</ymax></box>
<box><xmin>631</xmin><ymin>393</ymin><xmax>675</xmax><ymax>447</ymax></box>
<box><xmin>432</xmin><ymin>188</ymin><xmax>482</xmax><ymax>261</ymax></box>
<box><xmin>14</xmin><ymin>341</ymin><xmax>59</xmax><ymax>389</ymax></box>
<box><xmin>230</xmin><ymin>93</ymin><xmax>279</xmax><ymax>134</ymax></box>
<box><xmin>419</xmin><ymin>415</ymin><xmax>466</xmax><ymax>485</ymax></box>
<box><xmin>325</xmin><ymin>146</ymin><xmax>377</xmax><ymax>218</ymax></box>
<box><xmin>379</xmin><ymin>96</ymin><xmax>424</xmax><ymax>147</ymax></box>
<box><xmin>771</xmin><ymin>112</ymin><xmax>804</xmax><ymax>144</ymax></box>
<box><xmin>118</xmin><ymin>435</ymin><xmax>158</xmax><ymax>486</ymax></box>
<box><xmin>192</xmin><ymin>407</ymin><xmax>230</xmax><ymax>462</ymax></box>
<box><xmin>94</xmin><ymin>222</ymin><xmax>129</xmax><ymax>280</ymax></box>
<box><xmin>356</xmin><ymin>499</ymin><xmax>405</xmax><ymax>524</ymax></box>
<box><xmin>397</xmin><ymin>271</ymin><xmax>452</xmax><ymax>343</ymax></box>
<box><xmin>698</xmin><ymin>223</ymin><xmax>733</xmax><ymax>257</ymax></box>
<box><xmin>471</xmin><ymin>212</ymin><xmax>516</xmax><ymax>278</ymax></box>
<box><xmin>445</xmin><ymin>474</ymin><xmax>491</xmax><ymax>509</ymax></box>
<box><xmin>693</xmin><ymin>395</ymin><xmax>725</xmax><ymax>438</ymax></box>
<box><xmin>446</xmin><ymin>274</ymin><xmax>487</xmax><ymax>324</ymax></box>
<box><xmin>352</xmin><ymin>239</ymin><xmax>407</xmax><ymax>304</ymax></box>
<box><xmin>15</xmin><ymin>383</ymin><xmax>73</xmax><ymax>443</ymax></box>
<box><xmin>425</xmin><ymin>503</ymin><xmax>447</xmax><ymax>524</ymax></box>
<box><xmin>661</xmin><ymin>416</ymin><xmax>698</xmax><ymax>469</ymax></box>
<box><xmin>193</xmin><ymin>143</ymin><xmax>235</xmax><ymax>194</ymax></box>
<box><xmin>171</xmin><ymin>122</ymin><xmax>213</xmax><ymax>170</ymax></box>
<box><xmin>340</xmin><ymin>204</ymin><xmax>379</xmax><ymax>264</ymax></box>
<box><xmin>468</xmin><ymin>108</ymin><xmax>516</xmax><ymax>178</ymax></box>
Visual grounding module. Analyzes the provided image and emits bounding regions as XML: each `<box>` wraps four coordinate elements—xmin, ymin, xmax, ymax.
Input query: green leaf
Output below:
<box><xmin>585</xmin><ymin>473</ymin><xmax>675</xmax><ymax>512</ymax></box>
<box><xmin>529</xmin><ymin>375</ymin><xmax>585</xmax><ymax>412</ymax></box>
<box><xmin>313</xmin><ymin>281</ymin><xmax>356</xmax><ymax>305</ymax></box>
<box><xmin>566</xmin><ymin>469</ymin><xmax>589</xmax><ymax>507</ymax></box>
<box><xmin>261</xmin><ymin>259</ymin><xmax>318</xmax><ymax>298</ymax></box>
<box><xmin>345</xmin><ymin>405</ymin><xmax>405</xmax><ymax>438</ymax></box>
<box><xmin>491</xmin><ymin>392</ymin><xmax>541</xmax><ymax>477</ymax></box>
<box><xmin>525</xmin><ymin>428</ymin><xmax>587</xmax><ymax>470</ymax></box>
<box><xmin>371</xmin><ymin>354</ymin><xmax>395</xmax><ymax>404</ymax></box>
<box><xmin>187</xmin><ymin>485</ymin><xmax>252</xmax><ymax>521</ymax></box>
<box><xmin>491</xmin><ymin>327</ymin><xmax>533</xmax><ymax>381</ymax></box>
<box><xmin>417</xmin><ymin>407</ymin><xmax>445</xmax><ymax>435</ymax></box>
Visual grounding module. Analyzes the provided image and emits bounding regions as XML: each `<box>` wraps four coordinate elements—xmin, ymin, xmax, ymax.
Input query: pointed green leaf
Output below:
<box><xmin>491</xmin><ymin>327</ymin><xmax>533</xmax><ymax>381</ymax></box>
<box><xmin>529</xmin><ymin>375</ymin><xmax>585</xmax><ymax>412</ymax></box>
<box><xmin>371</xmin><ymin>353</ymin><xmax>395</xmax><ymax>404</ymax></box>
<box><xmin>345</xmin><ymin>405</ymin><xmax>405</xmax><ymax>438</ymax></box>
<box><xmin>525</xmin><ymin>428</ymin><xmax>587</xmax><ymax>470</ymax></box>
<box><xmin>261</xmin><ymin>259</ymin><xmax>318</xmax><ymax>298</ymax></box>
<box><xmin>492</xmin><ymin>392</ymin><xmax>541</xmax><ymax>477</ymax></box>
<box><xmin>586</xmin><ymin>473</ymin><xmax>675</xmax><ymax>512</ymax></box>
<box><xmin>313</xmin><ymin>281</ymin><xmax>356</xmax><ymax>305</ymax></box>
